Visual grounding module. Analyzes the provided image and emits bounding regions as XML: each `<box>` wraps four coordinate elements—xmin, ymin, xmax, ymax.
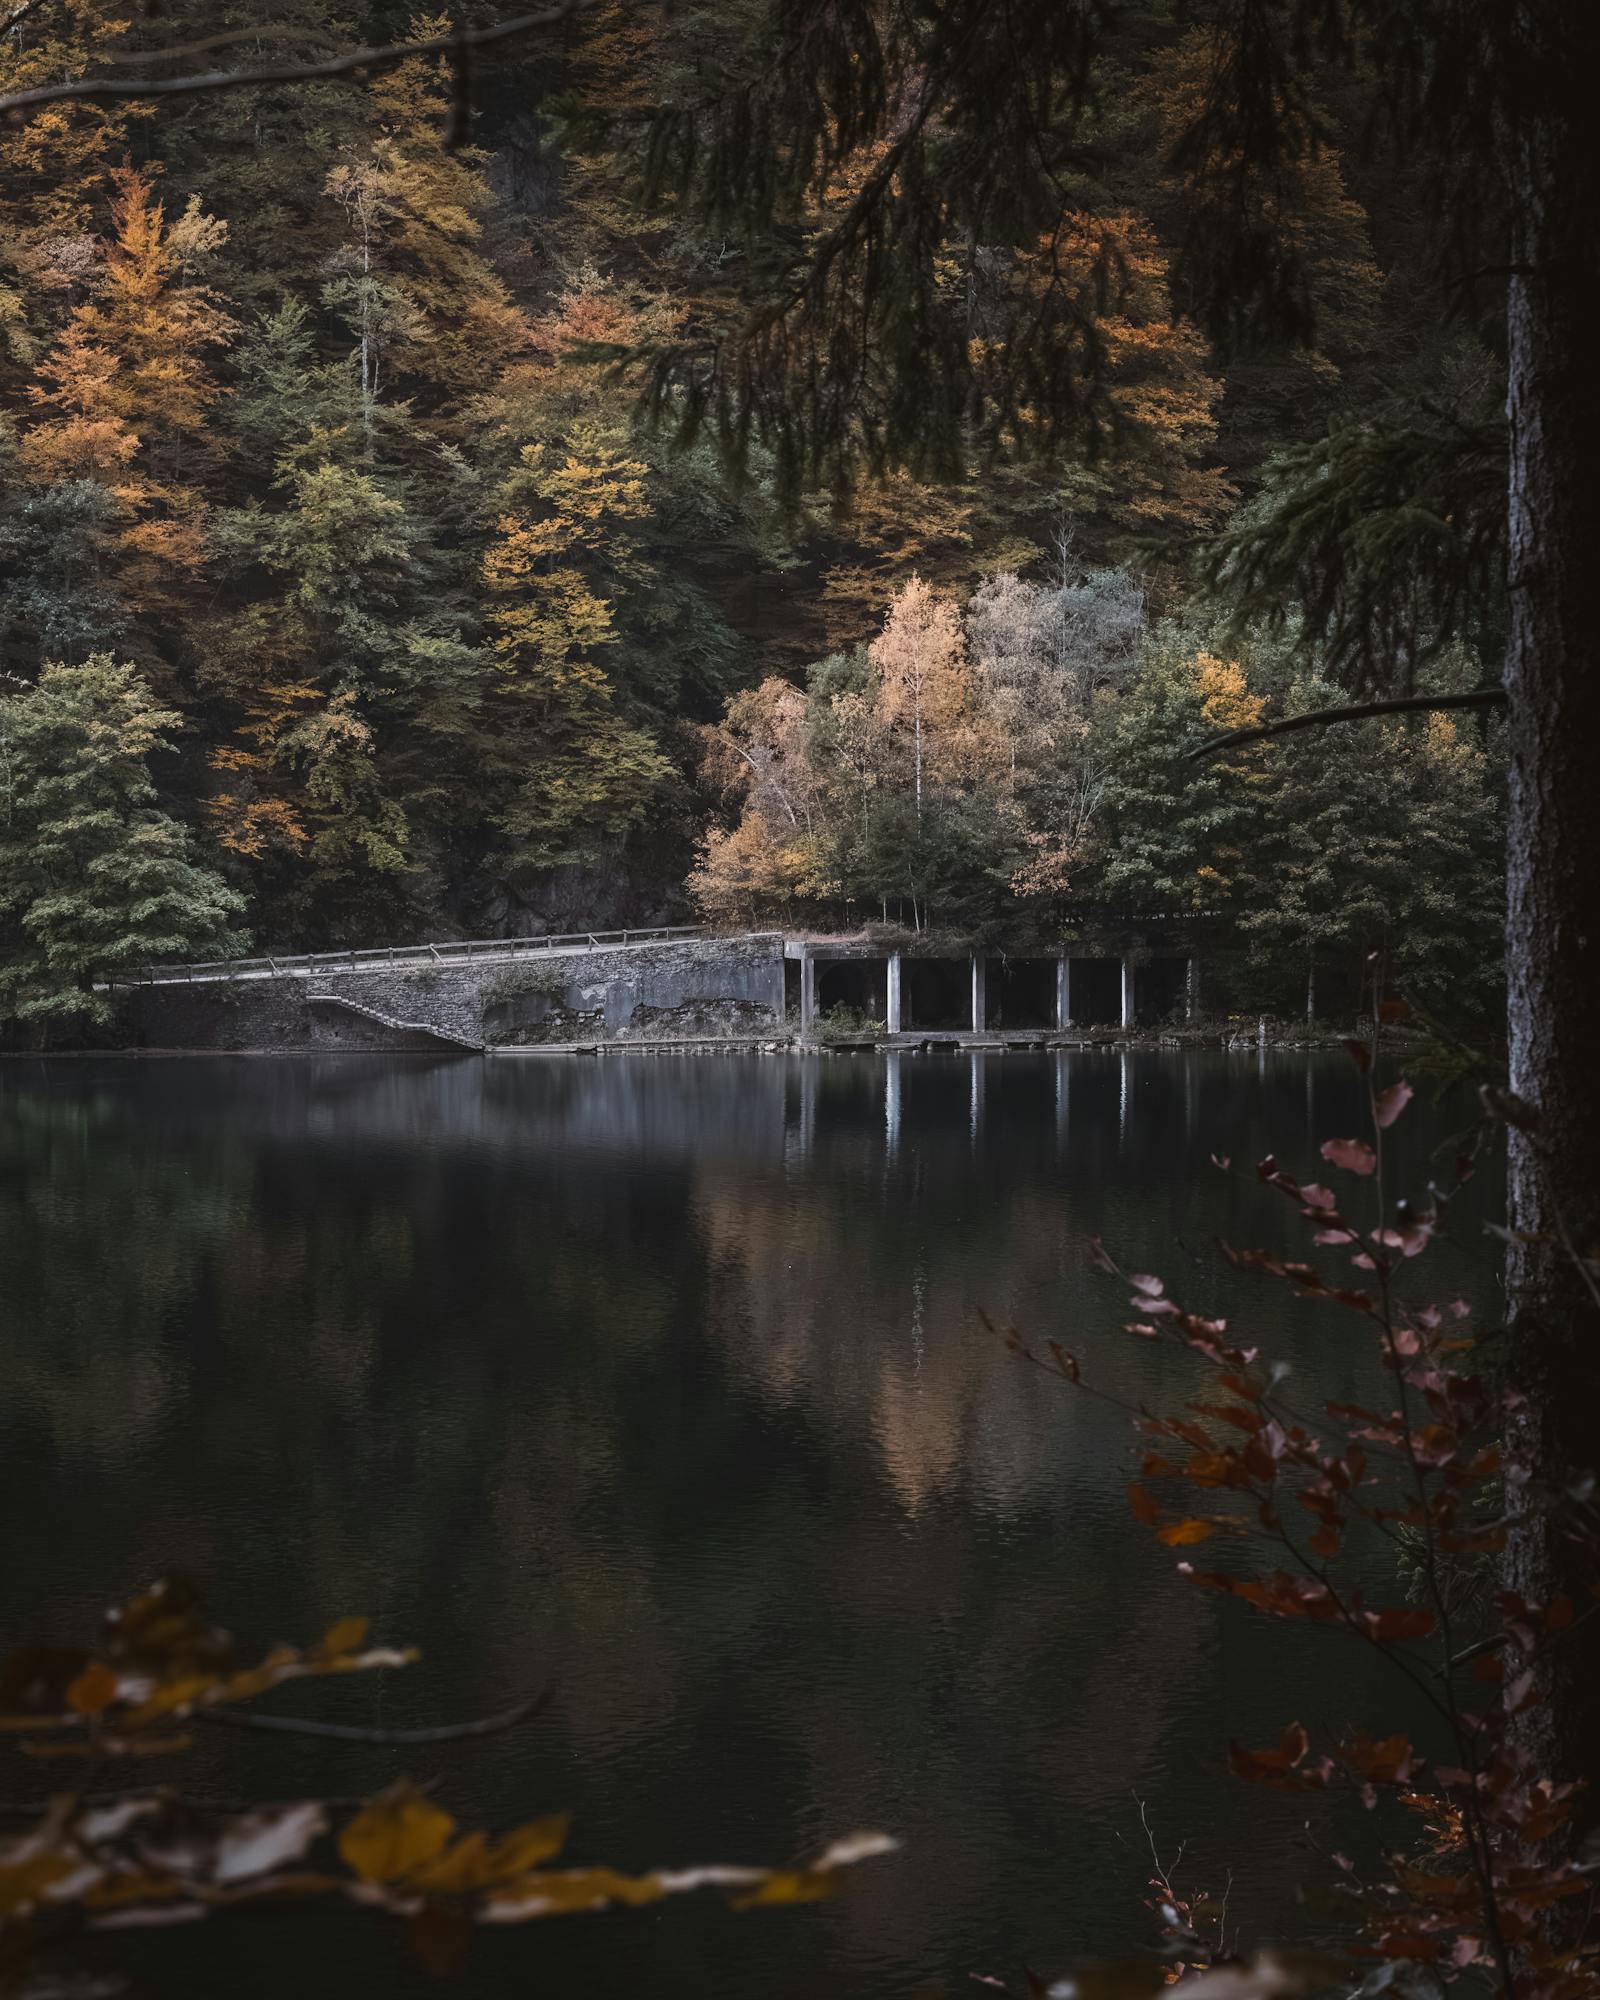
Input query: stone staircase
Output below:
<box><xmin>304</xmin><ymin>993</ymin><xmax>484</xmax><ymax>1053</ymax></box>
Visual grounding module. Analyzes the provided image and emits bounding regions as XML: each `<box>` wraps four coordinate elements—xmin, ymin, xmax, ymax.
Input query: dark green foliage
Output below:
<box><xmin>632</xmin><ymin>0</ymin><xmax>1130</xmax><ymax>500</ymax></box>
<box><xmin>0</xmin><ymin>657</ymin><xmax>246</xmax><ymax>1028</ymax></box>
<box><xmin>1234</xmin><ymin>674</ymin><xmax>1504</xmax><ymax>1019</ymax></box>
<box><xmin>1203</xmin><ymin>400</ymin><xmax>1507</xmax><ymax>693</ymax></box>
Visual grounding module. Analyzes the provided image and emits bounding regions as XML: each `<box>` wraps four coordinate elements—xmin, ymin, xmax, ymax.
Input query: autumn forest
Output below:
<box><xmin>0</xmin><ymin>0</ymin><xmax>1508</xmax><ymax>1027</ymax></box>
<box><xmin>7</xmin><ymin>4</ymin><xmax>1600</xmax><ymax>1997</ymax></box>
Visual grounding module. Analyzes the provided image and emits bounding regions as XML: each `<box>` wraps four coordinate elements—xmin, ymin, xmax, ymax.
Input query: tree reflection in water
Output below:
<box><xmin>0</xmin><ymin>1052</ymin><xmax>1491</xmax><ymax>2000</ymax></box>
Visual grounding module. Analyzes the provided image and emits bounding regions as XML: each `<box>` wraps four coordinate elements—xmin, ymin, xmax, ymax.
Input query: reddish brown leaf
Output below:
<box><xmin>1321</xmin><ymin>1137</ymin><xmax>1377</xmax><ymax>1177</ymax></box>
<box><xmin>1230</xmin><ymin>1724</ymin><xmax>1315</xmax><ymax>1789</ymax></box>
<box><xmin>1344</xmin><ymin>1732</ymin><xmax>1418</xmax><ymax>1784</ymax></box>
<box><xmin>1373</xmin><ymin>1081</ymin><xmax>1414</xmax><ymax>1129</ymax></box>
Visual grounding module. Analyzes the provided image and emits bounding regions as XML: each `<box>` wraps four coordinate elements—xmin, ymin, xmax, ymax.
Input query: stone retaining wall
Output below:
<box><xmin>116</xmin><ymin>938</ymin><xmax>788</xmax><ymax>1052</ymax></box>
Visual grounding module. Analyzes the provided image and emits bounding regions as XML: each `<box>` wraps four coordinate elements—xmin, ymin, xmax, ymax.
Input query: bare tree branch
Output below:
<box><xmin>87</xmin><ymin>24</ymin><xmax>346</xmax><ymax>66</ymax></box>
<box><xmin>1187</xmin><ymin>686</ymin><xmax>1506</xmax><ymax>761</ymax></box>
<box><xmin>191</xmin><ymin>1683</ymin><xmax>554</xmax><ymax>1745</ymax></box>
<box><xmin>0</xmin><ymin>0</ymin><xmax>596</xmax><ymax>115</ymax></box>
<box><xmin>2</xmin><ymin>0</ymin><xmax>46</xmax><ymax>32</ymax></box>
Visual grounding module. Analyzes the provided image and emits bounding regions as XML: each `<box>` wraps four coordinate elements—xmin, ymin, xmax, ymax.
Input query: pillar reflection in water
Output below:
<box><xmin>885</xmin><ymin>1048</ymin><xmax>902</xmax><ymax>1162</ymax></box>
<box><xmin>1055</xmin><ymin>1050</ymin><xmax>1070</xmax><ymax>1149</ymax></box>
<box><xmin>796</xmin><ymin>1055</ymin><xmax>817</xmax><ymax>1166</ymax></box>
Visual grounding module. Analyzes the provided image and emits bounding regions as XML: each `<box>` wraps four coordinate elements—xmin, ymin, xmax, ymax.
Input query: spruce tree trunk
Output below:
<box><xmin>1500</xmin><ymin>12</ymin><xmax>1600</xmax><ymax>1832</ymax></box>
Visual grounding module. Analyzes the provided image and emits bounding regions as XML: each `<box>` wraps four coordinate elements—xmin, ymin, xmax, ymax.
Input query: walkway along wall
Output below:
<box><xmin>114</xmin><ymin>932</ymin><xmax>1205</xmax><ymax>1051</ymax></box>
<box><xmin>117</xmin><ymin>936</ymin><xmax>789</xmax><ymax>1052</ymax></box>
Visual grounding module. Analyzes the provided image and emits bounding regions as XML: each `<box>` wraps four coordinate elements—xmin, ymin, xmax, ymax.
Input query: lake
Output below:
<box><xmin>0</xmin><ymin>1050</ymin><xmax>1494</xmax><ymax>1997</ymax></box>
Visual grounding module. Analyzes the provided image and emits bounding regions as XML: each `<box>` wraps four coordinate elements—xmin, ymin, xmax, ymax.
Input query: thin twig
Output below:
<box><xmin>193</xmin><ymin>1683</ymin><xmax>554</xmax><ymax>1745</ymax></box>
<box><xmin>0</xmin><ymin>1786</ymin><xmax>425</xmax><ymax>1818</ymax></box>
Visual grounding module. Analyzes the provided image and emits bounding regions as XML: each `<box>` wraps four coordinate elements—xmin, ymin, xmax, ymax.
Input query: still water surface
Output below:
<box><xmin>0</xmin><ymin>1052</ymin><xmax>1493</xmax><ymax>1997</ymax></box>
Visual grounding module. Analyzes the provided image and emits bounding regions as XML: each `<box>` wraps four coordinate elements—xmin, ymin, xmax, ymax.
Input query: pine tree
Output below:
<box><xmin>1086</xmin><ymin>644</ymin><xmax>1270</xmax><ymax>914</ymax></box>
<box><xmin>1238</xmin><ymin>674</ymin><xmax>1503</xmax><ymax>1022</ymax></box>
<box><xmin>321</xmin><ymin>18</ymin><xmax>525</xmax><ymax>428</ymax></box>
<box><xmin>202</xmin><ymin>296</ymin><xmax>489</xmax><ymax>937</ymax></box>
<box><xmin>0</xmin><ymin>656</ymin><xmax>245</xmax><ymax>1029</ymax></box>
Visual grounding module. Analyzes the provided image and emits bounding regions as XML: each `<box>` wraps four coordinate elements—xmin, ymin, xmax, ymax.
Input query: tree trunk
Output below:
<box><xmin>1500</xmin><ymin>9</ymin><xmax>1600</xmax><ymax>1835</ymax></box>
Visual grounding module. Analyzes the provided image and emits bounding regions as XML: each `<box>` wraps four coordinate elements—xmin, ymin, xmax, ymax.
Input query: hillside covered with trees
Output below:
<box><xmin>0</xmin><ymin>0</ymin><xmax>1506</xmax><ymax>1024</ymax></box>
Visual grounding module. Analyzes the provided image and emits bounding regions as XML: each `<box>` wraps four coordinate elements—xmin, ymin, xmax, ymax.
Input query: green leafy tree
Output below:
<box><xmin>1086</xmin><ymin>644</ymin><xmax>1271</xmax><ymax>914</ymax></box>
<box><xmin>0</xmin><ymin>656</ymin><xmax>245</xmax><ymax>1029</ymax></box>
<box><xmin>1238</xmin><ymin>676</ymin><xmax>1503</xmax><ymax>1022</ymax></box>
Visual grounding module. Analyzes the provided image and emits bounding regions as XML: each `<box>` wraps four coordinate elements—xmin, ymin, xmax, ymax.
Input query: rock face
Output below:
<box><xmin>116</xmin><ymin>938</ymin><xmax>789</xmax><ymax>1052</ymax></box>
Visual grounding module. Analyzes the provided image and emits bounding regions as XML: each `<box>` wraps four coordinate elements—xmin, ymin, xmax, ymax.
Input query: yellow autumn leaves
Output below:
<box><xmin>0</xmin><ymin>1583</ymin><xmax>896</xmax><ymax>1957</ymax></box>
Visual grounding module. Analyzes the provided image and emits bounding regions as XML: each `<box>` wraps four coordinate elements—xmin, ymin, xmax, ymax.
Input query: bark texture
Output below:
<box><xmin>1500</xmin><ymin>0</ymin><xmax>1600</xmax><ymax>1832</ymax></box>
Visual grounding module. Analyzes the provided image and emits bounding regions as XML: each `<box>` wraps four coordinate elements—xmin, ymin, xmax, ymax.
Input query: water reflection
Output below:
<box><xmin>0</xmin><ymin>1052</ymin><xmax>1493</xmax><ymax>2000</ymax></box>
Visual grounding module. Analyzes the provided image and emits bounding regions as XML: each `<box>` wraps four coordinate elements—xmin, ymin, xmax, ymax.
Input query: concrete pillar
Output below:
<box><xmin>1186</xmin><ymin>954</ymin><xmax>1199</xmax><ymax>1023</ymax></box>
<box><xmin>1055</xmin><ymin>954</ymin><xmax>1072</xmax><ymax>1031</ymax></box>
<box><xmin>800</xmin><ymin>952</ymin><xmax>817</xmax><ymax>1037</ymax></box>
<box><xmin>886</xmin><ymin>952</ymin><xmax>903</xmax><ymax>1035</ymax></box>
<box><xmin>971</xmin><ymin>954</ymin><xmax>988</xmax><ymax>1034</ymax></box>
<box><xmin>1120</xmin><ymin>956</ymin><xmax>1135</xmax><ymax>1030</ymax></box>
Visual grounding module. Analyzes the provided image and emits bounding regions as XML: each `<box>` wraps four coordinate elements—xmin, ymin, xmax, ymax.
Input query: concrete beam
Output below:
<box><xmin>971</xmin><ymin>954</ymin><xmax>988</xmax><ymax>1033</ymax></box>
<box><xmin>800</xmin><ymin>952</ymin><xmax>817</xmax><ymax>1036</ymax></box>
<box><xmin>1056</xmin><ymin>955</ymin><xmax>1072</xmax><ymax>1031</ymax></box>
<box><xmin>1121</xmin><ymin>956</ymin><xmax>1135</xmax><ymax>1031</ymax></box>
<box><xmin>887</xmin><ymin>951</ymin><xmax>903</xmax><ymax>1034</ymax></box>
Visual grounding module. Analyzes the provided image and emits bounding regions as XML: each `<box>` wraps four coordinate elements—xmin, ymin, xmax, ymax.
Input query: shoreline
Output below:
<box><xmin>0</xmin><ymin>1025</ymin><xmax>1428</xmax><ymax>1060</ymax></box>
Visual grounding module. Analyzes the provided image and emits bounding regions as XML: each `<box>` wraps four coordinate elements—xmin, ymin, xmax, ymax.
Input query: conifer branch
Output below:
<box><xmin>0</xmin><ymin>0</ymin><xmax>596</xmax><ymax>115</ymax></box>
<box><xmin>1188</xmin><ymin>686</ymin><xmax>1506</xmax><ymax>760</ymax></box>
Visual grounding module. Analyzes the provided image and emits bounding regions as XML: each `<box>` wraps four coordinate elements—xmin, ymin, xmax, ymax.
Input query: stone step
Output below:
<box><xmin>304</xmin><ymin>993</ymin><xmax>484</xmax><ymax>1053</ymax></box>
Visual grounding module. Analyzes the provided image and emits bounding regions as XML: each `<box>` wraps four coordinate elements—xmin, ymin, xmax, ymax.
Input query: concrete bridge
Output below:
<box><xmin>113</xmin><ymin>920</ymin><xmax>1206</xmax><ymax>1053</ymax></box>
<box><xmin>791</xmin><ymin>934</ymin><xmax>1200</xmax><ymax>1040</ymax></box>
